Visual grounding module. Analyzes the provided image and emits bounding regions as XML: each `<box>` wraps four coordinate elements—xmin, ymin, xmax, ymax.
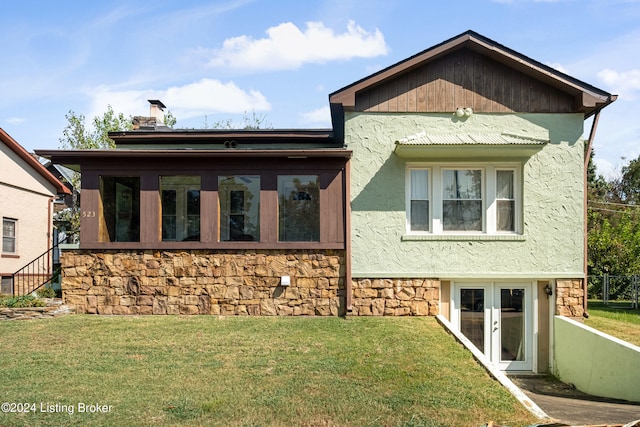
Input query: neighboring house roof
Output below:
<box><xmin>329</xmin><ymin>29</ymin><xmax>616</xmax><ymax>120</ymax></box>
<box><xmin>0</xmin><ymin>128</ymin><xmax>70</xmax><ymax>195</ymax></box>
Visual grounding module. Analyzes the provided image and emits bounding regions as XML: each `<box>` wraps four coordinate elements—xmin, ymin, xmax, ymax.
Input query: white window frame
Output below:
<box><xmin>2</xmin><ymin>217</ymin><xmax>17</xmax><ymax>254</ymax></box>
<box><xmin>406</xmin><ymin>163</ymin><xmax>521</xmax><ymax>236</ymax></box>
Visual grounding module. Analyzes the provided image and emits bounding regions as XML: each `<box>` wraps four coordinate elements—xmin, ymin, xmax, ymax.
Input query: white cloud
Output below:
<box><xmin>5</xmin><ymin>117</ymin><xmax>26</xmax><ymax>125</ymax></box>
<box><xmin>87</xmin><ymin>79</ymin><xmax>271</xmax><ymax>121</ymax></box>
<box><xmin>299</xmin><ymin>106</ymin><xmax>331</xmax><ymax>127</ymax></box>
<box><xmin>593</xmin><ymin>157</ymin><xmax>619</xmax><ymax>181</ymax></box>
<box><xmin>596</xmin><ymin>68</ymin><xmax>640</xmax><ymax>100</ymax></box>
<box><xmin>203</xmin><ymin>20</ymin><xmax>388</xmax><ymax>71</ymax></box>
<box><xmin>546</xmin><ymin>62</ymin><xmax>570</xmax><ymax>74</ymax></box>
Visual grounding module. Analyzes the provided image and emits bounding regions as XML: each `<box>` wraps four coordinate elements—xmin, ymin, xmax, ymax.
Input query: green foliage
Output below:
<box><xmin>59</xmin><ymin>105</ymin><xmax>132</xmax><ymax>150</ymax></box>
<box><xmin>164</xmin><ymin>110</ymin><xmax>177</xmax><ymax>128</ymax></box>
<box><xmin>0</xmin><ymin>295</ymin><xmax>46</xmax><ymax>308</ymax></box>
<box><xmin>35</xmin><ymin>285</ymin><xmax>57</xmax><ymax>299</ymax></box>
<box><xmin>588</xmin><ymin>149</ymin><xmax>640</xmax><ymax>280</ymax></box>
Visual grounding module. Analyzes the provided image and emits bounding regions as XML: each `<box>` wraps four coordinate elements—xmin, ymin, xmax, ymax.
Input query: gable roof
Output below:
<box><xmin>0</xmin><ymin>128</ymin><xmax>71</xmax><ymax>195</ymax></box>
<box><xmin>329</xmin><ymin>30</ymin><xmax>616</xmax><ymax>119</ymax></box>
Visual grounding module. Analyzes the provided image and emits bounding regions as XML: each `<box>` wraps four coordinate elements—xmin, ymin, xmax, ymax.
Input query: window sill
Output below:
<box><xmin>1</xmin><ymin>253</ymin><xmax>20</xmax><ymax>259</ymax></box>
<box><xmin>401</xmin><ymin>234</ymin><xmax>526</xmax><ymax>242</ymax></box>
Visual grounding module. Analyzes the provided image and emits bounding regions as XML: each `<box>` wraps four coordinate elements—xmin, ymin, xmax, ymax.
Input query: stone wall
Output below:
<box><xmin>61</xmin><ymin>250</ymin><xmax>345</xmax><ymax>316</ymax></box>
<box><xmin>0</xmin><ymin>300</ymin><xmax>74</xmax><ymax>320</ymax></box>
<box><xmin>555</xmin><ymin>279</ymin><xmax>585</xmax><ymax>318</ymax></box>
<box><xmin>350</xmin><ymin>278</ymin><xmax>440</xmax><ymax>316</ymax></box>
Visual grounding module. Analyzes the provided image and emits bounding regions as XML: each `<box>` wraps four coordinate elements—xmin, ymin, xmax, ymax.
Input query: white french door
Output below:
<box><xmin>451</xmin><ymin>282</ymin><xmax>534</xmax><ymax>371</ymax></box>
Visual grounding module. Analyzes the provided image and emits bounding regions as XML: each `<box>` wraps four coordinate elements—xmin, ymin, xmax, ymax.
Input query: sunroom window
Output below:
<box><xmin>99</xmin><ymin>176</ymin><xmax>140</xmax><ymax>242</ymax></box>
<box><xmin>218</xmin><ymin>175</ymin><xmax>260</xmax><ymax>241</ymax></box>
<box><xmin>161</xmin><ymin>176</ymin><xmax>201</xmax><ymax>242</ymax></box>
<box><xmin>278</xmin><ymin>175</ymin><xmax>320</xmax><ymax>242</ymax></box>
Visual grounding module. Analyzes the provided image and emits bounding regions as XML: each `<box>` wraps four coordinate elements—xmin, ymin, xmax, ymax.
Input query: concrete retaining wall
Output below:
<box><xmin>553</xmin><ymin>316</ymin><xmax>640</xmax><ymax>402</ymax></box>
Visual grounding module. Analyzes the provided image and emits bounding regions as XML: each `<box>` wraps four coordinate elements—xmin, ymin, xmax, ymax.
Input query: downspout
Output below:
<box><xmin>345</xmin><ymin>159</ymin><xmax>353</xmax><ymax>313</ymax></box>
<box><xmin>583</xmin><ymin>111</ymin><xmax>601</xmax><ymax>318</ymax></box>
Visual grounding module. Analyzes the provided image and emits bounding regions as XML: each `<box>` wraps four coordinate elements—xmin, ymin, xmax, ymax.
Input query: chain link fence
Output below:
<box><xmin>588</xmin><ymin>274</ymin><xmax>640</xmax><ymax>309</ymax></box>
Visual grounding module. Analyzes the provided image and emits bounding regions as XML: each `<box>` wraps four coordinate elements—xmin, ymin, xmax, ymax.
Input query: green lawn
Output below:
<box><xmin>585</xmin><ymin>301</ymin><xmax>640</xmax><ymax>346</ymax></box>
<box><xmin>0</xmin><ymin>316</ymin><xmax>539</xmax><ymax>427</ymax></box>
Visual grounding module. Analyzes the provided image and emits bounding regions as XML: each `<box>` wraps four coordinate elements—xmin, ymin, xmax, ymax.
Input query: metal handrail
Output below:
<box><xmin>10</xmin><ymin>233</ymin><xmax>75</xmax><ymax>296</ymax></box>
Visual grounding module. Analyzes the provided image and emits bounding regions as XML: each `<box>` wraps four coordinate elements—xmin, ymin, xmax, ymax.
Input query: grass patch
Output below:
<box><xmin>585</xmin><ymin>301</ymin><xmax>640</xmax><ymax>346</ymax></box>
<box><xmin>0</xmin><ymin>316</ymin><xmax>539</xmax><ymax>427</ymax></box>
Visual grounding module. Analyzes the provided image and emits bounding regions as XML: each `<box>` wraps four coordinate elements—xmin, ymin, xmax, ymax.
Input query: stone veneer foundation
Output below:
<box><xmin>60</xmin><ymin>250</ymin><xmax>441</xmax><ymax>317</ymax></box>
<box><xmin>61</xmin><ymin>250</ymin><xmax>345</xmax><ymax>316</ymax></box>
<box><xmin>350</xmin><ymin>278</ymin><xmax>440</xmax><ymax>316</ymax></box>
<box><xmin>555</xmin><ymin>279</ymin><xmax>585</xmax><ymax>318</ymax></box>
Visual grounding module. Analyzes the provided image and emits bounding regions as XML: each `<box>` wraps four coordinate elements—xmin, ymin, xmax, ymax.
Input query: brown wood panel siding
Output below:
<box><xmin>261</xmin><ymin>174</ymin><xmax>278</xmax><ymax>244</ymax></box>
<box><xmin>80</xmin><ymin>172</ymin><xmax>100</xmax><ymax>244</ymax></box>
<box><xmin>201</xmin><ymin>174</ymin><xmax>218</xmax><ymax>244</ymax></box>
<box><xmin>354</xmin><ymin>48</ymin><xmax>576</xmax><ymax>114</ymax></box>
<box><xmin>320</xmin><ymin>170</ymin><xmax>344</xmax><ymax>244</ymax></box>
<box><xmin>140</xmin><ymin>175</ymin><xmax>159</xmax><ymax>244</ymax></box>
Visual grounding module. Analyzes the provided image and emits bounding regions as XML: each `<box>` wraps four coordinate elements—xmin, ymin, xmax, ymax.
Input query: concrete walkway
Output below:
<box><xmin>511</xmin><ymin>376</ymin><xmax>640</xmax><ymax>426</ymax></box>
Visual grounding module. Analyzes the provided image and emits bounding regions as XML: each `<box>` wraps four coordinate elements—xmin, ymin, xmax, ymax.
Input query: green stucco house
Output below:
<box><xmin>38</xmin><ymin>31</ymin><xmax>615</xmax><ymax>373</ymax></box>
<box><xmin>329</xmin><ymin>30</ymin><xmax>615</xmax><ymax>371</ymax></box>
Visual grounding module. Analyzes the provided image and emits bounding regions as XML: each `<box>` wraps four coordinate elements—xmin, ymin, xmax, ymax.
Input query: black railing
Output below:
<box><xmin>10</xmin><ymin>236</ymin><xmax>69</xmax><ymax>296</ymax></box>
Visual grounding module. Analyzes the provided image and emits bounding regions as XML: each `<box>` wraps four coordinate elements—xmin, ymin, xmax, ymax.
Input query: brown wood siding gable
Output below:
<box><xmin>354</xmin><ymin>48</ymin><xmax>575</xmax><ymax>114</ymax></box>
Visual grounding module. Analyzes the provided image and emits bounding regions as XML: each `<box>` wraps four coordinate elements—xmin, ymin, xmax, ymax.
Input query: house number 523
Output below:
<box><xmin>82</xmin><ymin>211</ymin><xmax>96</xmax><ymax>218</ymax></box>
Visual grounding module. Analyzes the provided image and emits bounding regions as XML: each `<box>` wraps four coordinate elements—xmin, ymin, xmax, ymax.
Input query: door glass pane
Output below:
<box><xmin>500</xmin><ymin>288</ymin><xmax>525</xmax><ymax>362</ymax></box>
<box><xmin>460</xmin><ymin>289</ymin><xmax>485</xmax><ymax>353</ymax></box>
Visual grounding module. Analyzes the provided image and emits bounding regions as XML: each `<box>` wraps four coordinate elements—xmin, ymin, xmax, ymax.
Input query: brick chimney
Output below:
<box><xmin>148</xmin><ymin>99</ymin><xmax>166</xmax><ymax>124</ymax></box>
<box><xmin>132</xmin><ymin>100</ymin><xmax>166</xmax><ymax>130</ymax></box>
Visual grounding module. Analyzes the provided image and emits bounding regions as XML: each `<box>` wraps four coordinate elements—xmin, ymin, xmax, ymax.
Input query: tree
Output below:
<box><xmin>610</xmin><ymin>157</ymin><xmax>640</xmax><ymax>205</ymax></box>
<box><xmin>55</xmin><ymin>106</ymin><xmax>132</xmax><ymax>240</ymax></box>
<box><xmin>203</xmin><ymin>110</ymin><xmax>272</xmax><ymax>130</ymax></box>
<box><xmin>164</xmin><ymin>110</ymin><xmax>177</xmax><ymax>128</ymax></box>
<box><xmin>587</xmin><ymin>149</ymin><xmax>640</xmax><ymax>298</ymax></box>
<box><xmin>59</xmin><ymin>105</ymin><xmax>132</xmax><ymax>149</ymax></box>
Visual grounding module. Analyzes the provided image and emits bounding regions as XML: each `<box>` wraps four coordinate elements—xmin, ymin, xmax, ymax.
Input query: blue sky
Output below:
<box><xmin>1</xmin><ymin>0</ymin><xmax>639</xmax><ymax>178</ymax></box>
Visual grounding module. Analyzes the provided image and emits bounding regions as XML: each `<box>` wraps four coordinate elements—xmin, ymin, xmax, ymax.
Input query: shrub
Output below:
<box><xmin>36</xmin><ymin>285</ymin><xmax>57</xmax><ymax>299</ymax></box>
<box><xmin>0</xmin><ymin>295</ymin><xmax>47</xmax><ymax>308</ymax></box>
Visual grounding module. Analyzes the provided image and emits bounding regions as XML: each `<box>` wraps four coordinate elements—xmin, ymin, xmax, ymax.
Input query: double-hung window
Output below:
<box><xmin>406</xmin><ymin>164</ymin><xmax>520</xmax><ymax>235</ymax></box>
<box><xmin>408</xmin><ymin>169</ymin><xmax>430</xmax><ymax>232</ymax></box>
<box><xmin>2</xmin><ymin>218</ymin><xmax>17</xmax><ymax>253</ymax></box>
